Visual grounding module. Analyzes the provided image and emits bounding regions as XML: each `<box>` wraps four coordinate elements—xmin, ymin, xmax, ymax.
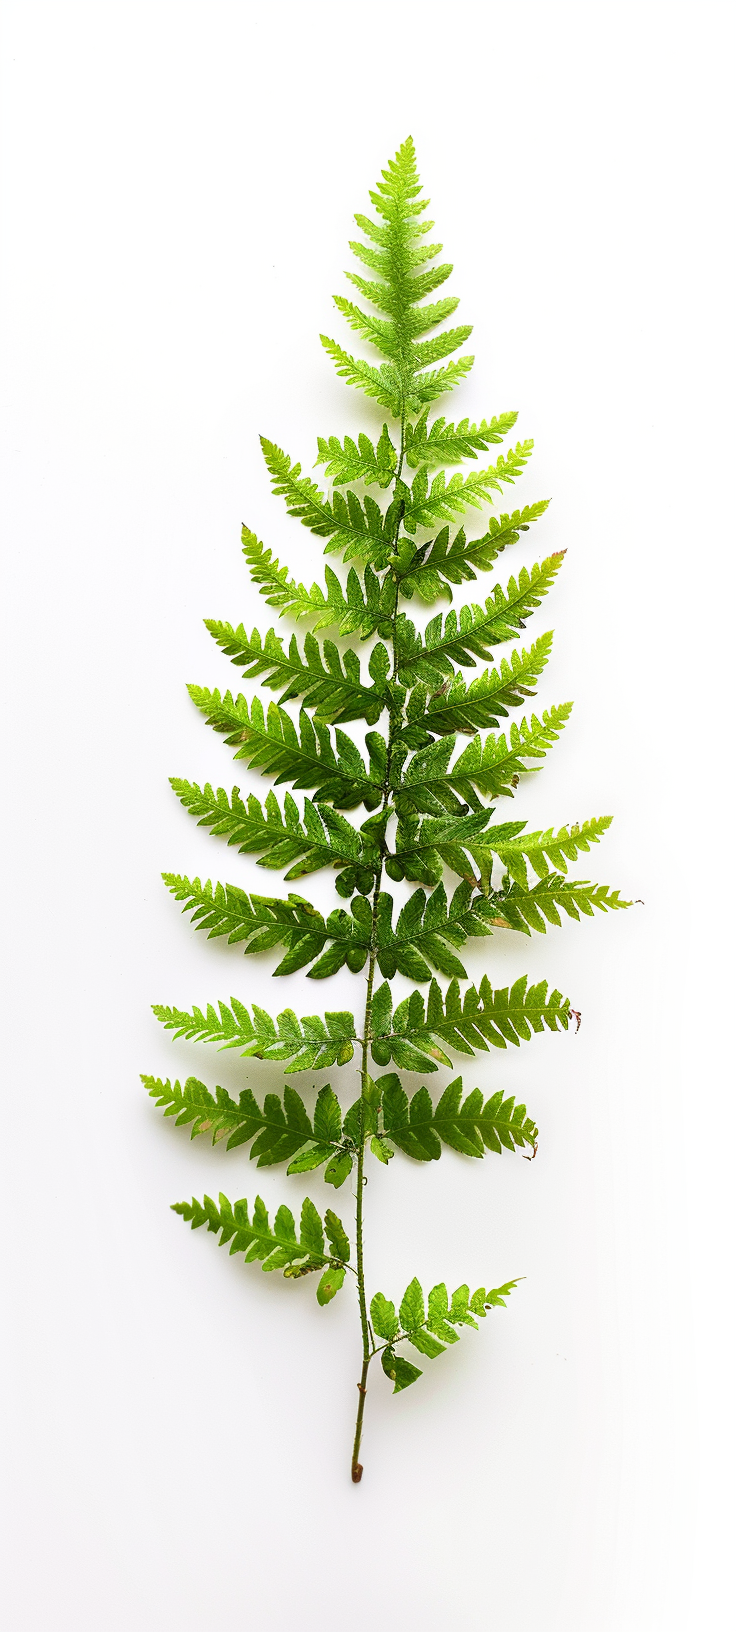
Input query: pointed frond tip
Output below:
<box><xmin>324</xmin><ymin>138</ymin><xmax>476</xmax><ymax>414</ymax></box>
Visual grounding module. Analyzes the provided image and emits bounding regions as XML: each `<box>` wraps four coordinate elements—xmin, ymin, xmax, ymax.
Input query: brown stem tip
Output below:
<box><xmin>351</xmin><ymin>1463</ymin><xmax>363</xmax><ymax>1483</ymax></box>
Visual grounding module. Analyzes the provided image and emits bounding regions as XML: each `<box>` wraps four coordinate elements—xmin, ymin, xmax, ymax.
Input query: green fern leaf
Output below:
<box><xmin>389</xmin><ymin>809</ymin><xmax>494</xmax><ymax>886</ymax></box>
<box><xmin>403</xmin><ymin>411</ymin><xmax>519</xmax><ymax>468</ymax></box>
<box><xmin>151</xmin><ymin>139</ymin><xmax>625</xmax><ymax>1475</ymax></box>
<box><xmin>378</xmin><ymin>1073</ymin><xmax>537</xmax><ymax>1160</ymax></box>
<box><xmin>161</xmin><ymin>872</ymin><xmax>372</xmax><ymax>979</ymax></box>
<box><xmin>161</xmin><ymin>874</ymin><xmax>509</xmax><ymax>983</ymax></box>
<box><xmin>468</xmin><ymin>814</ymin><xmax>614</xmax><ymax>888</ymax></box>
<box><xmin>319</xmin><ymin>336</ymin><xmax>403</xmax><ymax>417</ymax></box>
<box><xmin>373</xmin><ymin>881</ymin><xmax>503</xmax><ymax>982</ymax></box>
<box><xmin>395</xmin><ymin>703</ymin><xmax>572</xmax><ymax>816</ymax></box>
<box><xmin>260</xmin><ymin>437</ymin><xmax>395</xmax><ymax>565</ymax></box>
<box><xmin>241</xmin><ymin>528</ymin><xmax>393</xmax><ymax>637</ymax></box>
<box><xmin>396</xmin><ymin>504</ymin><xmax>550</xmax><ymax>602</ymax></box>
<box><xmin>445</xmin><ymin>704</ymin><xmax>574</xmax><ymax>803</ymax></box>
<box><xmin>400</xmin><ymin>635</ymin><xmax>554</xmax><ymax>741</ymax></box>
<box><xmin>407</xmin><ymin>356</ymin><xmax>476</xmax><ymax>407</ymax></box>
<box><xmin>332</xmin><ymin>297</ymin><xmax>472</xmax><ymax>373</ymax></box>
<box><xmin>315</xmin><ymin>425</ymin><xmax>397</xmax><ymax>488</ymax></box>
<box><xmin>143</xmin><ymin>1073</ymin><xmax>350</xmax><ymax>1171</ymax></box>
<box><xmin>395</xmin><ymin>555</ymin><xmax>564</xmax><ymax>685</ymax></box>
<box><xmin>398</xmin><ymin>444</ymin><xmax>534</xmax><ymax>534</ymax></box>
<box><xmin>169</xmin><ymin>780</ymin><xmax>379</xmax><ymax>888</ymax></box>
<box><xmin>172</xmin><ymin>1191</ymin><xmax>350</xmax><ymax>1294</ymax></box>
<box><xmin>369</xmin><ymin>973</ymin><xmax>574</xmax><ymax>1071</ymax></box>
<box><xmin>345</xmin><ymin>258</ymin><xmax>452</xmax><ymax>312</ymax></box>
<box><xmin>187</xmin><ymin>686</ymin><xmax>384</xmax><ymax>810</ymax></box>
<box><xmin>204</xmin><ymin>621</ymin><xmax>389</xmax><ymax>725</ymax></box>
<box><xmin>161</xmin><ymin>873</ymin><xmax>331</xmax><ymax>963</ymax></box>
<box><xmin>377</xmin><ymin>1275</ymin><xmax>520</xmax><ymax>1389</ymax></box>
<box><xmin>152</xmin><ymin>997</ymin><xmax>358</xmax><ymax>1072</ymax></box>
<box><xmin>324</xmin><ymin>136</ymin><xmax>473</xmax><ymax>414</ymax></box>
<box><xmin>488</xmin><ymin>875</ymin><xmax>631</xmax><ymax>934</ymax></box>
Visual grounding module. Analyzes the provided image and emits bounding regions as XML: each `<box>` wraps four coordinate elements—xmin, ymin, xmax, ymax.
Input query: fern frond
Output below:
<box><xmin>152</xmin><ymin>996</ymin><xmax>358</xmax><ymax>1072</ymax></box>
<box><xmin>398</xmin><ymin>443</ymin><xmax>533</xmax><ymax>534</ymax></box>
<box><xmin>162</xmin><ymin>875</ymin><xmax>510</xmax><ymax>982</ymax></box>
<box><xmin>377</xmin><ymin>1073</ymin><xmax>537</xmax><ymax>1160</ymax></box>
<box><xmin>161</xmin><ymin>874</ymin><xmax>335</xmax><ymax>967</ymax></box>
<box><xmin>319</xmin><ymin>336</ymin><xmax>403</xmax><ymax>417</ymax></box>
<box><xmin>408</xmin><ymin>324</ymin><xmax>474</xmax><ymax>370</ymax></box>
<box><xmin>395</xmin><ymin>703</ymin><xmax>573</xmax><ymax>815</ymax></box>
<box><xmin>260</xmin><ymin>438</ymin><xmax>395</xmax><ymax>566</ymax></box>
<box><xmin>400</xmin><ymin>635</ymin><xmax>554</xmax><ymax>741</ymax></box>
<box><xmin>242</xmin><ymin>529</ymin><xmax>394</xmax><ymax>638</ymax></box>
<box><xmin>446</xmin><ymin>704</ymin><xmax>573</xmax><ymax>803</ymax></box>
<box><xmin>315</xmin><ymin>426</ymin><xmax>397</xmax><ymax>488</ymax></box>
<box><xmin>187</xmin><ymin>686</ymin><xmax>383</xmax><ymax>810</ymax></box>
<box><xmin>488</xmin><ymin>875</ymin><xmax>631</xmax><ymax>935</ymax></box>
<box><xmin>368</xmin><ymin>974</ymin><xmax>574</xmax><ymax>1072</ymax></box>
<box><xmin>403</xmin><ymin>412</ymin><xmax>519</xmax><ymax>468</ymax></box>
<box><xmin>374</xmin><ymin>1276</ymin><xmax>519</xmax><ymax>1390</ymax></box>
<box><xmin>326</xmin><ymin>137</ymin><xmax>474</xmax><ymax>414</ymax></box>
<box><xmin>152</xmin><ymin>140</ymin><xmax>620</xmax><ymax>1473</ymax></box>
<box><xmin>143</xmin><ymin>1074</ymin><xmax>357</xmax><ymax>1183</ymax></box>
<box><xmin>406</xmin><ymin>356</ymin><xmax>476</xmax><ymax>407</ymax></box>
<box><xmin>170</xmin><ymin>781</ymin><xmax>379</xmax><ymax>888</ymax></box>
<box><xmin>333</xmin><ymin>294</ymin><xmax>467</xmax><ymax>355</ymax></box>
<box><xmin>345</xmin><ymin>258</ymin><xmax>452</xmax><ymax>309</ymax></box>
<box><xmin>161</xmin><ymin>872</ymin><xmax>367</xmax><ymax>979</ymax></box>
<box><xmin>396</xmin><ymin>504</ymin><xmax>550</xmax><ymax>603</ymax></box>
<box><xmin>153</xmin><ymin>972</ymin><xmax>571</xmax><ymax>1076</ymax></box>
<box><xmin>330</xmin><ymin>294</ymin><xmax>408</xmax><ymax>362</ymax></box>
<box><xmin>331</xmin><ymin>298</ymin><xmax>473</xmax><ymax>371</ymax></box>
<box><xmin>173</xmin><ymin>1191</ymin><xmax>350</xmax><ymax>1301</ymax></box>
<box><xmin>204</xmin><ymin>622</ymin><xmax>390</xmax><ymax>725</ymax></box>
<box><xmin>395</xmin><ymin>555</ymin><xmax>564</xmax><ymax>685</ymax></box>
<box><xmin>467</xmin><ymin>814</ymin><xmax>614</xmax><ymax>888</ymax></box>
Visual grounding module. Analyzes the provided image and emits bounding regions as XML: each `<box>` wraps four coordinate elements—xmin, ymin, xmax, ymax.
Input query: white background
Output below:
<box><xmin>1</xmin><ymin>3</ymin><xmax>734</xmax><ymax>1628</ymax></box>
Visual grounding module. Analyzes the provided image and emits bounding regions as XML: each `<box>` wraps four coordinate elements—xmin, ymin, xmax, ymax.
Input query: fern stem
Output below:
<box><xmin>351</xmin><ymin>960</ymin><xmax>374</xmax><ymax>1483</ymax></box>
<box><xmin>351</xmin><ymin>407</ymin><xmax>407</xmax><ymax>1483</ymax></box>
